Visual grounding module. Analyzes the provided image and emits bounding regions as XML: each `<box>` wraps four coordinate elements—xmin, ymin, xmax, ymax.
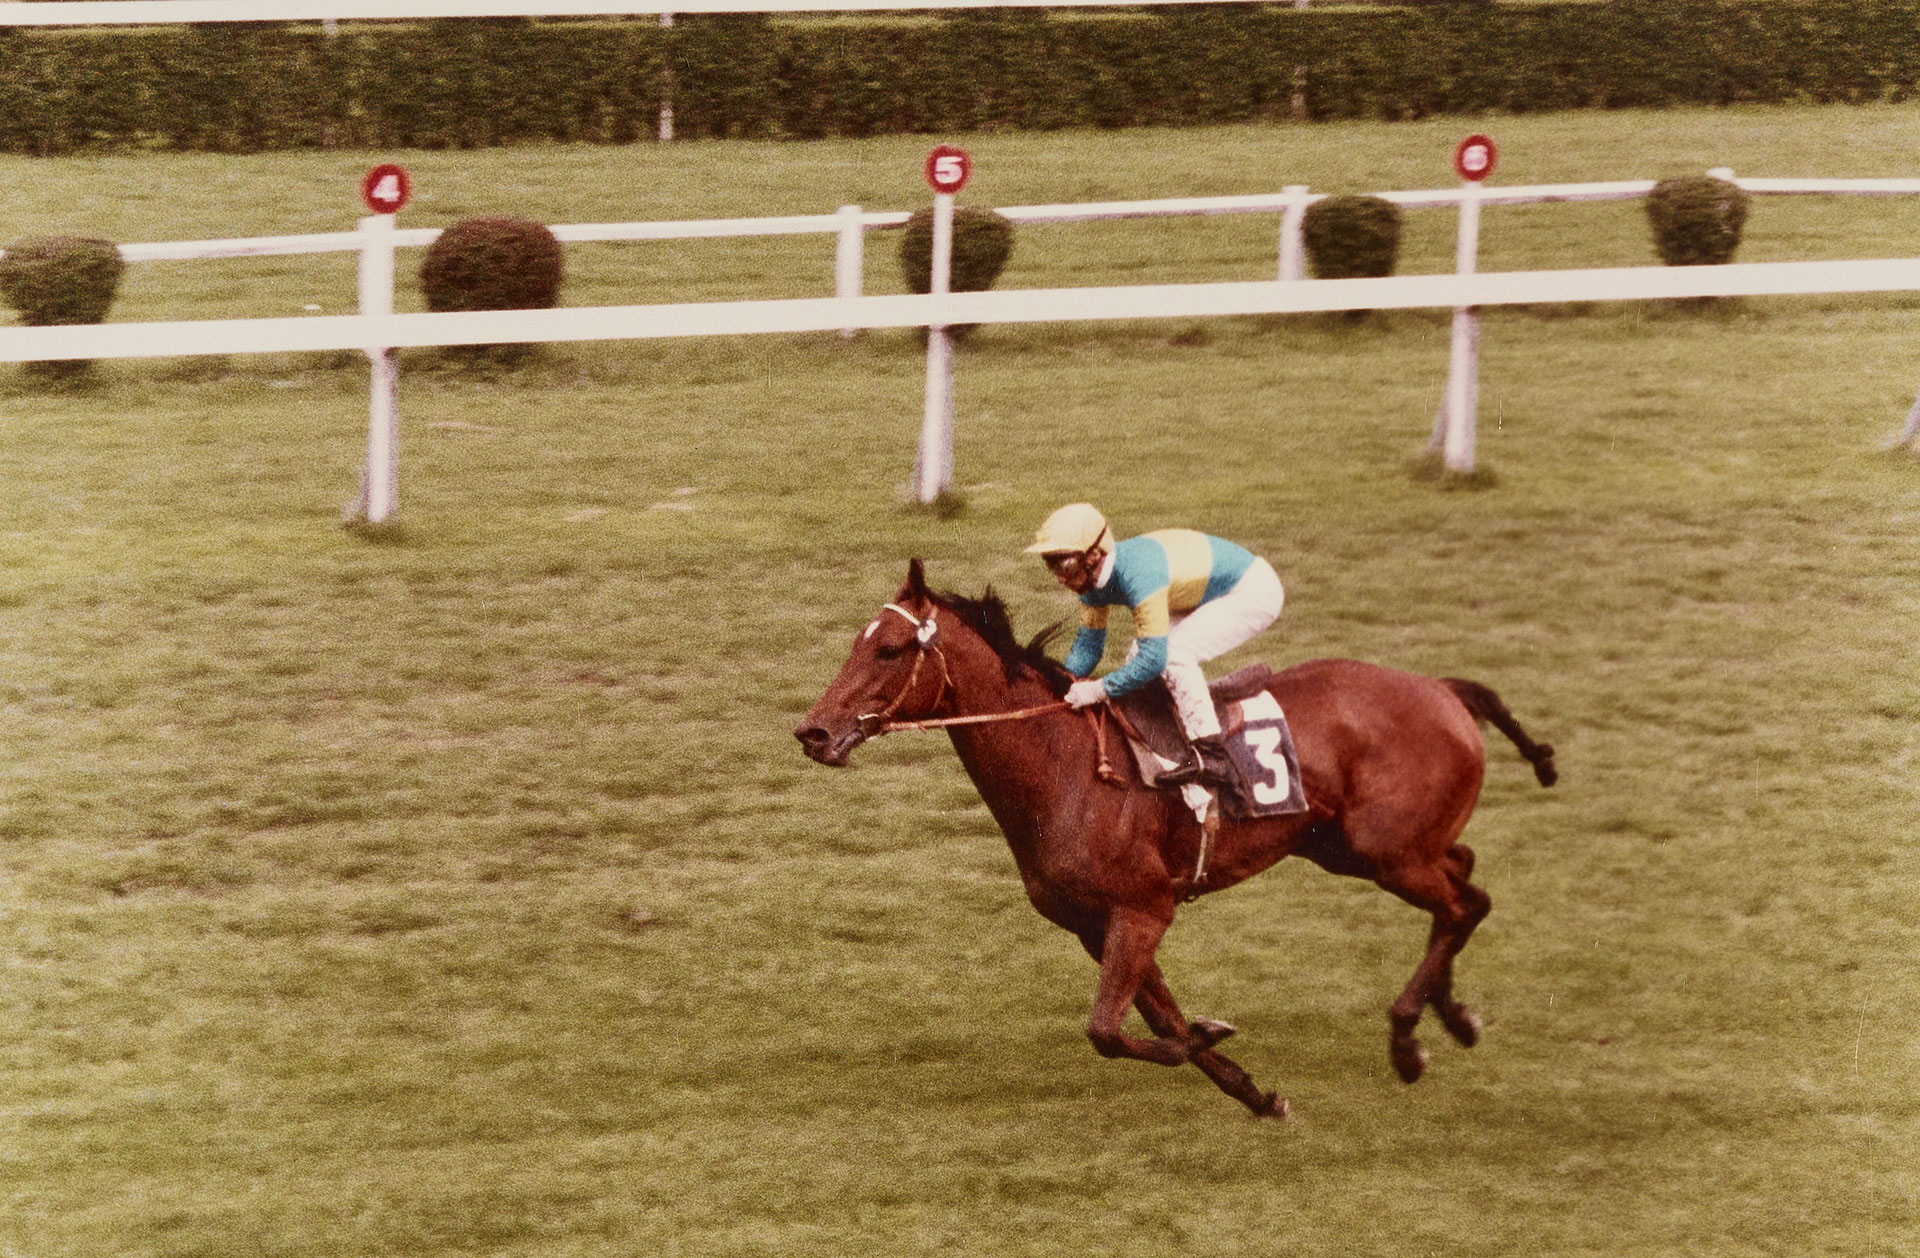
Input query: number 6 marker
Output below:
<box><xmin>1452</xmin><ymin>135</ymin><xmax>1497</xmax><ymax>183</ymax></box>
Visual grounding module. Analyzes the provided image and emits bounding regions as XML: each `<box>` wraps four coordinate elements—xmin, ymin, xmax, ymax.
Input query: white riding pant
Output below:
<box><xmin>1124</xmin><ymin>557</ymin><xmax>1284</xmax><ymax>741</ymax></box>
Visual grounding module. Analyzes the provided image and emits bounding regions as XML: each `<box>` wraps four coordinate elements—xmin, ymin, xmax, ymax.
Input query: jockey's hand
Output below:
<box><xmin>1065</xmin><ymin>679</ymin><xmax>1107</xmax><ymax>709</ymax></box>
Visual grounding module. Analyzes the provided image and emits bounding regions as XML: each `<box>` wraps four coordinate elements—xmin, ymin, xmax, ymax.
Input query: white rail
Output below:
<box><xmin>1382</xmin><ymin>177</ymin><xmax>1920</xmax><ymax>209</ymax></box>
<box><xmin>8</xmin><ymin>171</ymin><xmax>1920</xmax><ymax>515</ymax></box>
<box><xmin>109</xmin><ymin>215</ymin><xmax>885</xmax><ymax>262</ymax></box>
<box><xmin>9</xmin><ymin>257</ymin><xmax>1920</xmax><ymax>362</ymax></box>
<box><xmin>88</xmin><ymin>175</ymin><xmax>1920</xmax><ymax>267</ymax></box>
<box><xmin>109</xmin><ymin>214</ymin><xmax>899</xmax><ymax>263</ymax></box>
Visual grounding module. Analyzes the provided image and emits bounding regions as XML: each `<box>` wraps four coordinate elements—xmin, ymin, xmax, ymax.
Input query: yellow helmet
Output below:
<box><xmin>1024</xmin><ymin>503</ymin><xmax>1112</xmax><ymax>555</ymax></box>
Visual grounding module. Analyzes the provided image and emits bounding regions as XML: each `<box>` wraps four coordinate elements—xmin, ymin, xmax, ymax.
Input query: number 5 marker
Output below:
<box><xmin>916</xmin><ymin>145</ymin><xmax>970</xmax><ymax>504</ymax></box>
<box><xmin>925</xmin><ymin>145</ymin><xmax>971</xmax><ymax>195</ymax></box>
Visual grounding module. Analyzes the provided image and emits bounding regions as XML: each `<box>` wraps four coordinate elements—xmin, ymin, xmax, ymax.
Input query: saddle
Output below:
<box><xmin>1107</xmin><ymin>666</ymin><xmax>1308</xmax><ymax>821</ymax></box>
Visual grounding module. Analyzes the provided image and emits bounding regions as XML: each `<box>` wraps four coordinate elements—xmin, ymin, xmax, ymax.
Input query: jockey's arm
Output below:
<box><xmin>1062</xmin><ymin>604</ymin><xmax>1108</xmax><ymax>678</ymax></box>
<box><xmin>1087</xmin><ymin>587</ymin><xmax>1173</xmax><ymax>697</ymax></box>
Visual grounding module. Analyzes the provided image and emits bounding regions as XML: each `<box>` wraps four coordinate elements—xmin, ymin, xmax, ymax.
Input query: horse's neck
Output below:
<box><xmin>940</xmin><ymin>652</ymin><xmax>1102</xmax><ymax>862</ymax></box>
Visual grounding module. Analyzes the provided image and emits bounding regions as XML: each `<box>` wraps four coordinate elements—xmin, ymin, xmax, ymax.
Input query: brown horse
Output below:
<box><xmin>795</xmin><ymin>560</ymin><xmax>1556</xmax><ymax>1117</ymax></box>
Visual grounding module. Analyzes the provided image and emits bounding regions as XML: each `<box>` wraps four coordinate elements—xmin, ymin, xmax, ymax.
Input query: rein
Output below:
<box><xmin>880</xmin><ymin>702</ymin><xmax>1071</xmax><ymax>733</ymax></box>
<box><xmin>862</xmin><ymin>602</ymin><xmax>1119</xmax><ymax>781</ymax></box>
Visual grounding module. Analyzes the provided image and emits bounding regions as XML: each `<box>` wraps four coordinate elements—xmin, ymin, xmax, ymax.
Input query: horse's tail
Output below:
<box><xmin>1441</xmin><ymin>678</ymin><xmax>1558</xmax><ymax>787</ymax></box>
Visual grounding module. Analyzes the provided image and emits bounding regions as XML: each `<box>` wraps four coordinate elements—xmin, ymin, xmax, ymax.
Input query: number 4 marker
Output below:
<box><xmin>361</xmin><ymin>164</ymin><xmax>413</xmax><ymax>215</ymax></box>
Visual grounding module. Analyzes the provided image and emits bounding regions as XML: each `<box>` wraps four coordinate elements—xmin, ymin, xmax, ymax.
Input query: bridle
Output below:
<box><xmin>854</xmin><ymin>603</ymin><xmax>1119</xmax><ymax>784</ymax></box>
<box><xmin>855</xmin><ymin>602</ymin><xmax>956</xmax><ymax>736</ymax></box>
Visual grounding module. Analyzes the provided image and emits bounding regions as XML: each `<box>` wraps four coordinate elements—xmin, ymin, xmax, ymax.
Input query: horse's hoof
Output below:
<box><xmin>1443</xmin><ymin>1009</ymin><xmax>1482</xmax><ymax>1048</ymax></box>
<box><xmin>1391</xmin><ymin>1040</ymin><xmax>1428</xmax><ymax>1084</ymax></box>
<box><xmin>1189</xmin><ymin>1018</ymin><xmax>1236</xmax><ymax>1049</ymax></box>
<box><xmin>1257</xmin><ymin>1093</ymin><xmax>1290</xmax><ymax>1120</ymax></box>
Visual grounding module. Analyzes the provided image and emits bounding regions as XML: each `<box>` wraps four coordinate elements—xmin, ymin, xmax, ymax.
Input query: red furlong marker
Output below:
<box><xmin>916</xmin><ymin>145</ymin><xmax>972</xmax><ymax>504</ymax></box>
<box><xmin>360</xmin><ymin>163</ymin><xmax>412</xmax><ymax>215</ymax></box>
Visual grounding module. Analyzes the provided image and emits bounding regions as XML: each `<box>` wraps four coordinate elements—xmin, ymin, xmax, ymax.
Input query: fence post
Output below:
<box><xmin>915</xmin><ymin>188</ymin><xmax>957</xmax><ymax>505</ymax></box>
<box><xmin>658</xmin><ymin>13</ymin><xmax>675</xmax><ymax>142</ymax></box>
<box><xmin>1277</xmin><ymin>185</ymin><xmax>1309</xmax><ymax>282</ymax></box>
<box><xmin>1432</xmin><ymin>181</ymin><xmax>1483</xmax><ymax>473</ymax></box>
<box><xmin>349</xmin><ymin>212</ymin><xmax>400</xmax><ymax>524</ymax></box>
<box><xmin>835</xmin><ymin>204</ymin><xmax>864</xmax><ymax>338</ymax></box>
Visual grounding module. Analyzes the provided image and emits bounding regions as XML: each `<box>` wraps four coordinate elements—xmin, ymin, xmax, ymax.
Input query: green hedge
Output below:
<box><xmin>3</xmin><ymin>3</ymin><xmax>1920</xmax><ymax>154</ymax></box>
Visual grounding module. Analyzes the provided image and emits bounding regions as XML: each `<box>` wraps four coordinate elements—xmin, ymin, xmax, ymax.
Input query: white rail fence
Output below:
<box><xmin>101</xmin><ymin>171</ymin><xmax>1920</xmax><ymax>283</ymax></box>
<box><xmin>17</xmin><ymin>258</ymin><xmax>1920</xmax><ymax>360</ymax></box>
<box><xmin>7</xmin><ymin>172</ymin><xmax>1920</xmax><ymax>518</ymax></box>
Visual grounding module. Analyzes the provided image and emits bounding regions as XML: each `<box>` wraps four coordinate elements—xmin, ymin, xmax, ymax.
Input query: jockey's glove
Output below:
<box><xmin>1065</xmin><ymin>679</ymin><xmax>1107</xmax><ymax>709</ymax></box>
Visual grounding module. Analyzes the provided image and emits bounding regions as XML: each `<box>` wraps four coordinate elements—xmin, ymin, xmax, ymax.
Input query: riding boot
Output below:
<box><xmin>1156</xmin><ymin>658</ymin><xmax>1233</xmax><ymax>788</ymax></box>
<box><xmin>1159</xmin><ymin>734</ymin><xmax>1237</xmax><ymax>789</ymax></box>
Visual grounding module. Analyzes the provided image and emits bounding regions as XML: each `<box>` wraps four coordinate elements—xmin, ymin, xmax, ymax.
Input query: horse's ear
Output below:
<box><xmin>906</xmin><ymin>557</ymin><xmax>929</xmax><ymax>601</ymax></box>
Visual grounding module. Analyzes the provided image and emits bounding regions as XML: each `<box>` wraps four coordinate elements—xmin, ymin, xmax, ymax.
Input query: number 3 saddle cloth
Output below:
<box><xmin>1109</xmin><ymin>665</ymin><xmax>1309</xmax><ymax>821</ymax></box>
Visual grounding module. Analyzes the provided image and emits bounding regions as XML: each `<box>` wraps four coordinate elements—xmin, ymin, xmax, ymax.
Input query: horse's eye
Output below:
<box><xmin>874</xmin><ymin>643</ymin><xmax>906</xmax><ymax>661</ymax></box>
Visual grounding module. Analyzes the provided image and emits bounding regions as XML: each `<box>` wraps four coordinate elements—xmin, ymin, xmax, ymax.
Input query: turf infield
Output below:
<box><xmin>2</xmin><ymin>105</ymin><xmax>1918</xmax><ymax>1256</ymax></box>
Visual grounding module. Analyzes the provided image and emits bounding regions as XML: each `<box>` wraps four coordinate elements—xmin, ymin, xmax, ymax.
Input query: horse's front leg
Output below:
<box><xmin>1081</xmin><ymin>907</ymin><xmax>1194</xmax><ymax>1067</ymax></box>
<box><xmin>1134</xmin><ymin>965</ymin><xmax>1289</xmax><ymax>1119</ymax></box>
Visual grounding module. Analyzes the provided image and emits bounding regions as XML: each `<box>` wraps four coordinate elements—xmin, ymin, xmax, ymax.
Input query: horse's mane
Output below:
<box><xmin>930</xmin><ymin>586</ymin><xmax>1075</xmax><ymax>696</ymax></box>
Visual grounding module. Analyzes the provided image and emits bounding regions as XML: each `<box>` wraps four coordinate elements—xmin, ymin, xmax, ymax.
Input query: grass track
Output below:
<box><xmin>2</xmin><ymin>105</ymin><xmax>1919</xmax><ymax>1256</ymax></box>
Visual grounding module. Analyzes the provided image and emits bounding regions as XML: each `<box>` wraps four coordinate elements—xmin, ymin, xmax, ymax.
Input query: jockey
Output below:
<box><xmin>1026</xmin><ymin>502</ymin><xmax>1284</xmax><ymax>789</ymax></box>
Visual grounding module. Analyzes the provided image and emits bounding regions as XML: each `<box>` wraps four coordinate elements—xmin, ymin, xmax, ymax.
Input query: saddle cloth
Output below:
<box><xmin>1111</xmin><ymin>666</ymin><xmax>1309</xmax><ymax>820</ymax></box>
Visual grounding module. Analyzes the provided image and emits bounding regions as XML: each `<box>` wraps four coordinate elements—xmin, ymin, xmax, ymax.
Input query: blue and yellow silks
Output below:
<box><xmin>1062</xmin><ymin>529</ymin><xmax>1256</xmax><ymax>696</ymax></box>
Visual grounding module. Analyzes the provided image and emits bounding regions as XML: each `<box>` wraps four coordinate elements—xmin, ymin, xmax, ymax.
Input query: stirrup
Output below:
<box><xmin>1157</xmin><ymin>753</ymin><xmax>1205</xmax><ymax>788</ymax></box>
<box><xmin>1159</xmin><ymin>737</ymin><xmax>1233</xmax><ymax>790</ymax></box>
<box><xmin>1184</xmin><ymin>736</ymin><xmax>1238</xmax><ymax>789</ymax></box>
<box><xmin>1185</xmin><ymin>762</ymin><xmax>1237</xmax><ymax>790</ymax></box>
<box><xmin>1196</xmin><ymin>764</ymin><xmax>1236</xmax><ymax>790</ymax></box>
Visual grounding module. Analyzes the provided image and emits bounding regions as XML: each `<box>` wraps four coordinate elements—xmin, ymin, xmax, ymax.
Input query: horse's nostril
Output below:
<box><xmin>795</xmin><ymin>724</ymin><xmax>829</xmax><ymax>748</ymax></box>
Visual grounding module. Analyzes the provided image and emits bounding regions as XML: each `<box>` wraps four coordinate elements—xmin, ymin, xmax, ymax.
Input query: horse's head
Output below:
<box><xmin>795</xmin><ymin>558</ymin><xmax>953</xmax><ymax>767</ymax></box>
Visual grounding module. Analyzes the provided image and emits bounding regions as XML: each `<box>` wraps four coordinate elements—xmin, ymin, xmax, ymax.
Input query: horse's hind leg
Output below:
<box><xmin>1429</xmin><ymin>845</ymin><xmax>1491</xmax><ymax>1047</ymax></box>
<box><xmin>1377</xmin><ymin>854</ymin><xmax>1490</xmax><ymax>1083</ymax></box>
<box><xmin>1134</xmin><ymin>965</ymin><xmax>1288</xmax><ymax>1119</ymax></box>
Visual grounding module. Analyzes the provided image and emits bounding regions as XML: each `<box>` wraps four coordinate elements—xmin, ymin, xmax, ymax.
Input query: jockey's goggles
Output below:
<box><xmin>1042</xmin><ymin>551</ymin><xmax>1093</xmax><ymax>579</ymax></box>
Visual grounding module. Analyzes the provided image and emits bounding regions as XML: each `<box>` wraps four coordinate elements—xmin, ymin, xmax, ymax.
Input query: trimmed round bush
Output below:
<box><xmin>898</xmin><ymin>208</ymin><xmax>1014</xmax><ymax>342</ymax></box>
<box><xmin>0</xmin><ymin>235</ymin><xmax>125</xmax><ymax>325</ymax></box>
<box><xmin>419</xmin><ymin>216</ymin><xmax>563</xmax><ymax>313</ymax></box>
<box><xmin>1645</xmin><ymin>176</ymin><xmax>1750</xmax><ymax>267</ymax></box>
<box><xmin>899</xmin><ymin>207</ymin><xmax>1014</xmax><ymax>295</ymax></box>
<box><xmin>0</xmin><ymin>235</ymin><xmax>125</xmax><ymax>384</ymax></box>
<box><xmin>1300</xmin><ymin>195</ymin><xmax>1403</xmax><ymax>280</ymax></box>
